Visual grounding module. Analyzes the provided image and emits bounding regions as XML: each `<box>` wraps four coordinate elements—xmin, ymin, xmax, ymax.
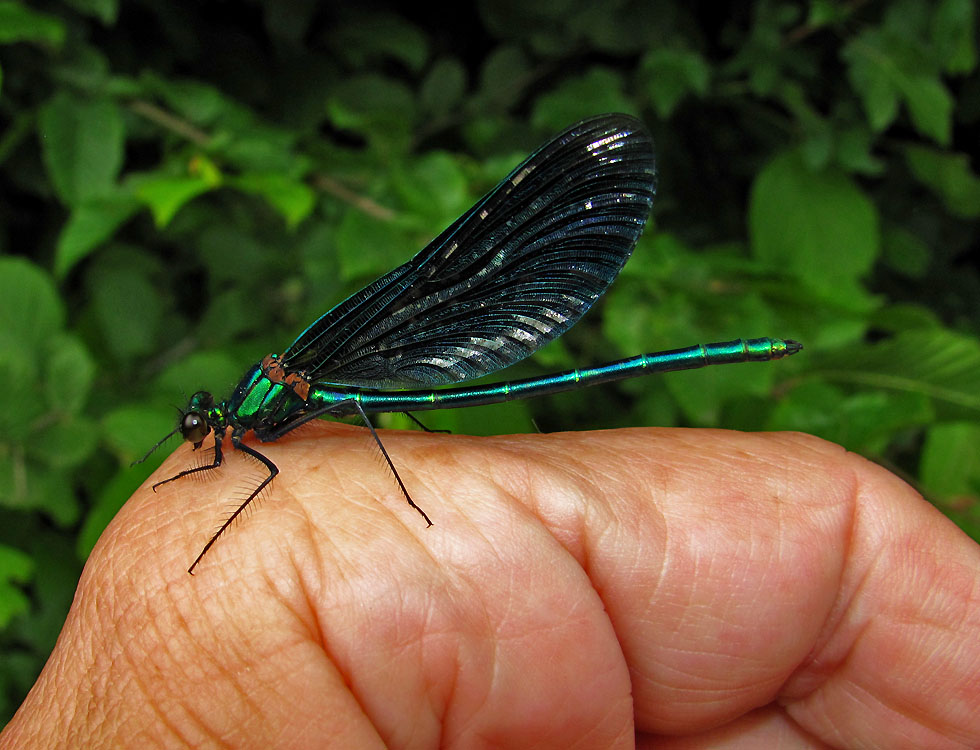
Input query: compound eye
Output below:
<box><xmin>180</xmin><ymin>412</ymin><xmax>210</xmax><ymax>444</ymax></box>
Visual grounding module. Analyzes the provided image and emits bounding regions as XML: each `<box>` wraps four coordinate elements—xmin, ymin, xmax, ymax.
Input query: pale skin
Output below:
<box><xmin>2</xmin><ymin>423</ymin><xmax>979</xmax><ymax>749</ymax></box>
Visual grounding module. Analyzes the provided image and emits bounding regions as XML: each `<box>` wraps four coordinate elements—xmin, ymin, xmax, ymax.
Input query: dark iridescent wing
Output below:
<box><xmin>281</xmin><ymin>113</ymin><xmax>657</xmax><ymax>388</ymax></box>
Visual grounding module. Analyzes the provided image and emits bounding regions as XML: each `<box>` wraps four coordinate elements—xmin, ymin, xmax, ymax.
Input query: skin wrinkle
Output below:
<box><xmin>429</xmin><ymin>461</ymin><xmax>621</xmax><ymax>746</ymax></box>
<box><xmin>451</xmin><ymin>442</ymin><xmax>621</xmax><ymax>650</ymax></box>
<box><xmin>83</xmin><ymin>558</ymin><xmax>150</xmax><ymax>738</ymax></box>
<box><xmin>421</xmin><ymin>614</ymin><xmax>480</xmax><ymax>748</ymax></box>
<box><xmin>488</xmin><ymin>433</ymin><xmax>614</xmax><ymax>568</ymax></box>
<box><xmin>125</xmin><ymin>603</ymin><xmax>203</xmax><ymax>748</ymax></box>
<box><xmin>422</xmin><ymin>587</ymin><xmax>496</xmax><ymax>743</ymax></box>
<box><xmin>161</xmin><ymin>512</ymin><xmax>329</xmax><ymax>746</ymax></box>
<box><xmin>782</xmin><ymin>489</ymin><xmax>861</xmax><ymax>701</ymax></box>
<box><xmin>568</xmin><ymin>462</ymin><xmax>666</xmax><ymax>683</ymax></box>
<box><xmin>465</xmin><ymin>435</ymin><xmax>638</xmax><ymax>743</ymax></box>
<box><xmin>282</xmin><ymin>516</ymin><xmax>330</xmax><ymax>651</ymax></box>
<box><xmin>290</xmin><ymin>474</ymin><xmax>462</xmax><ymax>747</ymax></box>
<box><xmin>414</xmin><ymin>597</ymin><xmax>467</xmax><ymax>734</ymax></box>
<box><xmin>170</xmin><ymin>631</ymin><xmax>259</xmax><ymax>746</ymax></box>
<box><xmin>782</xmin><ymin>461</ymin><xmax>976</xmax><ymax>748</ymax></box>
<box><xmin>296</xmin><ymin>599</ymin><xmax>381</xmax><ymax>747</ymax></box>
<box><xmin>886</xmin><ymin>563</ymin><xmax>978</xmax><ymax>733</ymax></box>
<box><xmin>236</xmin><ymin>598</ymin><xmax>358</xmax><ymax>746</ymax></box>
<box><xmin>627</xmin><ymin>436</ymin><xmax>845</xmax><ymax>729</ymax></box>
<box><xmin>105</xmin><ymin>579</ymin><xmax>211</xmax><ymax>747</ymax></box>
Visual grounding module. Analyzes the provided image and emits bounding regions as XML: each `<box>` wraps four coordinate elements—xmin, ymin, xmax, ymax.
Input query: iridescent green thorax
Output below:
<box><xmin>222</xmin><ymin>355</ymin><xmax>311</xmax><ymax>431</ymax></box>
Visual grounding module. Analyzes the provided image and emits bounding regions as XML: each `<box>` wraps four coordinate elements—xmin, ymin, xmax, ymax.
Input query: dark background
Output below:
<box><xmin>1</xmin><ymin>0</ymin><xmax>979</xmax><ymax>725</ymax></box>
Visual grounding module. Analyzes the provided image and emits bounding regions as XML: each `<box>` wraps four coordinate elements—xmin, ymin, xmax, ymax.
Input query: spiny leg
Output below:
<box><xmin>253</xmin><ymin>401</ymin><xmax>433</xmax><ymax>527</ymax></box>
<box><xmin>152</xmin><ymin>432</ymin><xmax>224</xmax><ymax>491</ymax></box>
<box><xmin>187</xmin><ymin>438</ymin><xmax>279</xmax><ymax>575</ymax></box>
<box><xmin>402</xmin><ymin>412</ymin><xmax>451</xmax><ymax>434</ymax></box>
<box><xmin>347</xmin><ymin>401</ymin><xmax>433</xmax><ymax>527</ymax></box>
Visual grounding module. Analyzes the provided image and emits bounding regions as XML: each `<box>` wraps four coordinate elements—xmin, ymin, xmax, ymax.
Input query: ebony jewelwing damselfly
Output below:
<box><xmin>137</xmin><ymin>114</ymin><xmax>801</xmax><ymax>574</ymax></box>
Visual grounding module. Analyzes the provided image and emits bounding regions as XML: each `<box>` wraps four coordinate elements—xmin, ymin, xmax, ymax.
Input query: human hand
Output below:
<box><xmin>2</xmin><ymin>423</ymin><xmax>978</xmax><ymax>749</ymax></box>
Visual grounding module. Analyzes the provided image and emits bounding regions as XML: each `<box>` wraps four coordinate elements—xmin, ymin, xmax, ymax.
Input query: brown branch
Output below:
<box><xmin>311</xmin><ymin>174</ymin><xmax>396</xmax><ymax>221</ymax></box>
<box><xmin>129</xmin><ymin>98</ymin><xmax>397</xmax><ymax>221</ymax></box>
<box><xmin>128</xmin><ymin>100</ymin><xmax>211</xmax><ymax>146</ymax></box>
<box><xmin>784</xmin><ymin>0</ymin><xmax>869</xmax><ymax>45</ymax></box>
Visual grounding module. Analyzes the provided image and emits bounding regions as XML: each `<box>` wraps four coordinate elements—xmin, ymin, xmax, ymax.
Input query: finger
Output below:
<box><xmin>487</xmin><ymin>428</ymin><xmax>979</xmax><ymax>746</ymax></box>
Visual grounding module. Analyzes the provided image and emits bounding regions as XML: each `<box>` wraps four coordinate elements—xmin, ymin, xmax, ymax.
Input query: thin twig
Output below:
<box><xmin>129</xmin><ymin>98</ymin><xmax>397</xmax><ymax>220</ymax></box>
<box><xmin>312</xmin><ymin>174</ymin><xmax>396</xmax><ymax>221</ymax></box>
<box><xmin>128</xmin><ymin>100</ymin><xmax>211</xmax><ymax>146</ymax></box>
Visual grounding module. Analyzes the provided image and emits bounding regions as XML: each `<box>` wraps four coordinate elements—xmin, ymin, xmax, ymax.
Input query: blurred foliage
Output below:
<box><xmin>1</xmin><ymin>0</ymin><xmax>979</xmax><ymax>725</ymax></box>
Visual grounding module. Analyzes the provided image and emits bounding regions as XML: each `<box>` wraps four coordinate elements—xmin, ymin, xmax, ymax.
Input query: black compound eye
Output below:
<box><xmin>180</xmin><ymin>412</ymin><xmax>210</xmax><ymax>444</ymax></box>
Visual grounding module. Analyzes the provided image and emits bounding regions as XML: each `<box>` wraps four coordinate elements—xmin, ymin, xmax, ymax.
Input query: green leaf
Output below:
<box><xmin>813</xmin><ymin>329</ymin><xmax>980</xmax><ymax>419</ymax></box>
<box><xmin>867</xmin><ymin>303</ymin><xmax>943</xmax><ymax>335</ymax></box>
<box><xmin>54</xmin><ymin>194</ymin><xmax>140</xmax><ymax>278</ymax></box>
<box><xmin>132</xmin><ymin>174</ymin><xmax>214</xmax><ymax>227</ymax></box>
<box><xmin>881</xmin><ymin>225</ymin><xmax>931</xmax><ymax>278</ymax></box>
<box><xmin>843</xmin><ymin>30</ymin><xmax>953</xmax><ymax>145</ymax></box>
<box><xmin>141</xmin><ymin>74</ymin><xmax>229</xmax><ymax>125</ymax></box>
<box><xmin>666</xmin><ymin>356</ymin><xmax>781</xmax><ymax>426</ymax></box>
<box><xmin>89</xmin><ymin>262</ymin><xmax>163</xmax><ymax>361</ymax></box>
<box><xmin>43</xmin><ymin>333</ymin><xmax>95</xmax><ymax>415</ymax></box>
<box><xmin>767</xmin><ymin>381</ymin><xmax>933</xmax><ymax>453</ymax></box>
<box><xmin>335</xmin><ymin>208</ymin><xmax>413</xmax><ymax>281</ymax></box>
<box><xmin>154</xmin><ymin>351</ymin><xmax>245</xmax><ymax>402</ymax></box>
<box><xmin>0</xmin><ymin>465</ymin><xmax>79</xmax><ymax>526</ymax></box>
<box><xmin>391</xmin><ymin>151</ymin><xmax>469</xmax><ymax>228</ymax></box>
<box><xmin>640</xmin><ymin>47</ymin><xmax>711</xmax><ymax>118</ymax></box>
<box><xmin>196</xmin><ymin>226</ymin><xmax>272</xmax><ymax>289</ymax></box>
<box><xmin>38</xmin><ymin>93</ymin><xmax>125</xmax><ymax>205</ymax></box>
<box><xmin>221</xmin><ymin>128</ymin><xmax>306</xmax><ymax>175</ymax></box>
<box><xmin>327</xmin><ymin>74</ymin><xmax>416</xmax><ymax>147</ymax></box>
<box><xmin>836</xmin><ymin>126</ymin><xmax>884</xmax><ymax>175</ymax></box>
<box><xmin>0</xmin><ymin>544</ymin><xmax>33</xmax><ymax>629</ymax></box>
<box><xmin>904</xmin><ymin>145</ymin><xmax>980</xmax><ymax>218</ymax></box>
<box><xmin>102</xmin><ymin>405</ymin><xmax>177</xmax><ymax>462</ymax></box>
<box><xmin>749</xmin><ymin>149</ymin><xmax>879</xmax><ymax>298</ymax></box>
<box><xmin>420</xmin><ymin>57</ymin><xmax>467</xmax><ymax>118</ymax></box>
<box><xmin>808</xmin><ymin>0</ymin><xmax>850</xmax><ymax>27</ymax></box>
<box><xmin>920</xmin><ymin>422</ymin><xmax>980</xmax><ymax>502</ymax></box>
<box><xmin>897</xmin><ymin>74</ymin><xmax>953</xmax><ymax>146</ymax></box>
<box><xmin>843</xmin><ymin>37</ymin><xmax>900</xmax><ymax>132</ymax></box>
<box><xmin>0</xmin><ymin>335</ymin><xmax>45</xmax><ymax>441</ymax></box>
<box><xmin>931</xmin><ymin>0</ymin><xmax>977</xmax><ymax>74</ymax></box>
<box><xmin>477</xmin><ymin>45</ymin><xmax>531</xmax><ymax>109</ymax></box>
<box><xmin>775</xmin><ymin>82</ymin><xmax>831</xmax><ymax>170</ymax></box>
<box><xmin>63</xmin><ymin>0</ymin><xmax>118</xmax><ymax>25</ymax></box>
<box><xmin>531</xmin><ymin>68</ymin><xmax>633</xmax><ymax>132</ymax></box>
<box><xmin>0</xmin><ymin>1</ymin><xmax>65</xmax><ymax>46</ymax></box>
<box><xmin>0</xmin><ymin>259</ymin><xmax>63</xmax><ymax>354</ymax></box>
<box><xmin>329</xmin><ymin>11</ymin><xmax>429</xmax><ymax>73</ymax></box>
<box><xmin>230</xmin><ymin>173</ymin><xmax>315</xmax><ymax>228</ymax></box>
<box><xmin>25</xmin><ymin>416</ymin><xmax>99</xmax><ymax>470</ymax></box>
<box><xmin>0</xmin><ymin>545</ymin><xmax>32</xmax><ymax>586</ymax></box>
<box><xmin>836</xmin><ymin>390</ymin><xmax>933</xmax><ymax>455</ymax></box>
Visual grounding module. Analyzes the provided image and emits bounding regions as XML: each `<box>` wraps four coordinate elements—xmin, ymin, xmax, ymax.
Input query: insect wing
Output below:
<box><xmin>281</xmin><ymin>114</ymin><xmax>657</xmax><ymax>388</ymax></box>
